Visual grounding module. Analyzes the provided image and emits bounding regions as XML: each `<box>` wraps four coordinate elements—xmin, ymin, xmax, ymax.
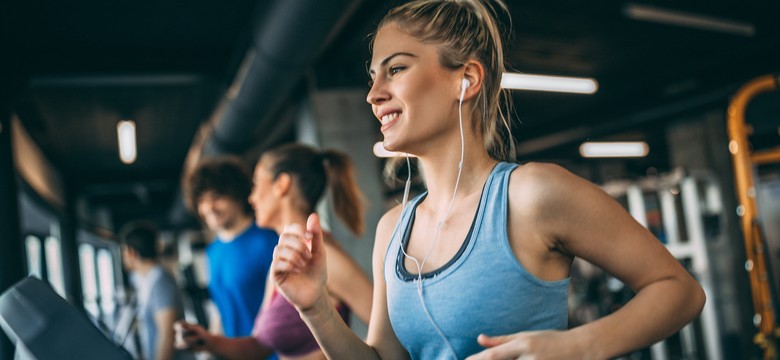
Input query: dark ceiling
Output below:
<box><xmin>4</xmin><ymin>0</ymin><xmax>779</xmax><ymax>229</ymax></box>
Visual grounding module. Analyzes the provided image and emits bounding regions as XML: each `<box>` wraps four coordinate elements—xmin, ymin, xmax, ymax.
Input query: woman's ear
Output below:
<box><xmin>460</xmin><ymin>59</ymin><xmax>485</xmax><ymax>101</ymax></box>
<box><xmin>273</xmin><ymin>172</ymin><xmax>292</xmax><ymax>197</ymax></box>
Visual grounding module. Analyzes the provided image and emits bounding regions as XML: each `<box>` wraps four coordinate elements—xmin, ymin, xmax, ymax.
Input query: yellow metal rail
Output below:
<box><xmin>727</xmin><ymin>73</ymin><xmax>780</xmax><ymax>359</ymax></box>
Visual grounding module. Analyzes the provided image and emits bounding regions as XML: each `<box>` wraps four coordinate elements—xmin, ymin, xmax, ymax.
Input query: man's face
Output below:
<box><xmin>196</xmin><ymin>190</ymin><xmax>246</xmax><ymax>232</ymax></box>
<box><xmin>121</xmin><ymin>245</ymin><xmax>136</xmax><ymax>271</ymax></box>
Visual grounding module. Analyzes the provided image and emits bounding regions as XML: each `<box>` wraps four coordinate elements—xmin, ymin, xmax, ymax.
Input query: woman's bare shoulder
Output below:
<box><xmin>511</xmin><ymin>161</ymin><xmax>572</xmax><ymax>184</ymax></box>
<box><xmin>372</xmin><ymin>203</ymin><xmax>404</xmax><ymax>264</ymax></box>
<box><xmin>508</xmin><ymin>161</ymin><xmax>577</xmax><ymax>208</ymax></box>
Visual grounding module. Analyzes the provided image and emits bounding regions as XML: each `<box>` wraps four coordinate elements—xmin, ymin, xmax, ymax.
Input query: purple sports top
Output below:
<box><xmin>252</xmin><ymin>290</ymin><xmax>350</xmax><ymax>357</ymax></box>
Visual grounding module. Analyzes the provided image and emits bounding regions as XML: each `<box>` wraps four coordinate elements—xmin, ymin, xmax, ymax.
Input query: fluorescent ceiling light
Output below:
<box><xmin>373</xmin><ymin>142</ymin><xmax>415</xmax><ymax>158</ymax></box>
<box><xmin>117</xmin><ymin>120</ymin><xmax>137</xmax><ymax>164</ymax></box>
<box><xmin>501</xmin><ymin>73</ymin><xmax>598</xmax><ymax>94</ymax></box>
<box><xmin>624</xmin><ymin>3</ymin><xmax>755</xmax><ymax>37</ymax></box>
<box><xmin>580</xmin><ymin>141</ymin><xmax>649</xmax><ymax>158</ymax></box>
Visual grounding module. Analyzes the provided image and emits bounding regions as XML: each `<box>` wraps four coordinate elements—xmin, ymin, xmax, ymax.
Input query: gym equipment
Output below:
<box><xmin>0</xmin><ymin>276</ymin><xmax>133</xmax><ymax>360</ymax></box>
<box><xmin>727</xmin><ymin>73</ymin><xmax>780</xmax><ymax>360</ymax></box>
<box><xmin>603</xmin><ymin>170</ymin><xmax>724</xmax><ymax>360</ymax></box>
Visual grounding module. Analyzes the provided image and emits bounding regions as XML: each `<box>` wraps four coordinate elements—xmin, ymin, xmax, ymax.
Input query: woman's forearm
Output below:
<box><xmin>570</xmin><ymin>275</ymin><xmax>705</xmax><ymax>359</ymax></box>
<box><xmin>301</xmin><ymin>297</ymin><xmax>382</xmax><ymax>360</ymax></box>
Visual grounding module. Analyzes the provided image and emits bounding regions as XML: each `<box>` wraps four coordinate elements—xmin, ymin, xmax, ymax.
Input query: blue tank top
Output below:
<box><xmin>385</xmin><ymin>162</ymin><xmax>569</xmax><ymax>360</ymax></box>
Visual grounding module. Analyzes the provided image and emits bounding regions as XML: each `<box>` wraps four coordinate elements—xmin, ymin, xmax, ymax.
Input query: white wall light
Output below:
<box><xmin>501</xmin><ymin>72</ymin><xmax>598</xmax><ymax>94</ymax></box>
<box><xmin>117</xmin><ymin>120</ymin><xmax>137</xmax><ymax>164</ymax></box>
<box><xmin>580</xmin><ymin>141</ymin><xmax>649</xmax><ymax>158</ymax></box>
<box><xmin>624</xmin><ymin>3</ymin><xmax>755</xmax><ymax>37</ymax></box>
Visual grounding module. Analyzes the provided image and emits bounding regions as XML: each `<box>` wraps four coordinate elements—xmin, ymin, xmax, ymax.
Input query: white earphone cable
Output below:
<box><xmin>398</xmin><ymin>81</ymin><xmax>468</xmax><ymax>360</ymax></box>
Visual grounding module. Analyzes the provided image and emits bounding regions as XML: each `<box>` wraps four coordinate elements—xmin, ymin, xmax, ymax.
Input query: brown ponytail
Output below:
<box><xmin>263</xmin><ymin>143</ymin><xmax>365</xmax><ymax>237</ymax></box>
<box><xmin>321</xmin><ymin>150</ymin><xmax>365</xmax><ymax>236</ymax></box>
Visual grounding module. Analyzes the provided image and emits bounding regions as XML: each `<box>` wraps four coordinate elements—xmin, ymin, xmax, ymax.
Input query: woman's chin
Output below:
<box><xmin>381</xmin><ymin>139</ymin><xmax>405</xmax><ymax>154</ymax></box>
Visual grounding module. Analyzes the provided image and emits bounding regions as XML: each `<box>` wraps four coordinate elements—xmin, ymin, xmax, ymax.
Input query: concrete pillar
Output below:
<box><xmin>302</xmin><ymin>89</ymin><xmax>384</xmax><ymax>338</ymax></box>
<box><xmin>666</xmin><ymin>109</ymin><xmax>756</xmax><ymax>357</ymax></box>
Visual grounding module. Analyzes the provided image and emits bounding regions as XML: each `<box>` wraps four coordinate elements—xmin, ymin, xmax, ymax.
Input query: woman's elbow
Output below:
<box><xmin>686</xmin><ymin>278</ymin><xmax>706</xmax><ymax>321</ymax></box>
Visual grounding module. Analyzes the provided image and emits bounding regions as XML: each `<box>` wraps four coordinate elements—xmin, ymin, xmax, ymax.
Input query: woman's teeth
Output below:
<box><xmin>381</xmin><ymin>112</ymin><xmax>399</xmax><ymax>125</ymax></box>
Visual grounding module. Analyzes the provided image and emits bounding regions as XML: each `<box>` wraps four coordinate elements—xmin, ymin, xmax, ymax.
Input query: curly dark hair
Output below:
<box><xmin>183</xmin><ymin>156</ymin><xmax>253</xmax><ymax>217</ymax></box>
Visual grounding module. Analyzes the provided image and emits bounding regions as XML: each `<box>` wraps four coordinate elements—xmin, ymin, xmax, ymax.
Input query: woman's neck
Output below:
<box><xmin>272</xmin><ymin>205</ymin><xmax>310</xmax><ymax>235</ymax></box>
<box><xmin>417</xmin><ymin>143</ymin><xmax>497</xmax><ymax>216</ymax></box>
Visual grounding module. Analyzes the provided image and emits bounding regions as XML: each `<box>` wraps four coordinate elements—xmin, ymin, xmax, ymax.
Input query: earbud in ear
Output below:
<box><xmin>461</xmin><ymin>78</ymin><xmax>470</xmax><ymax>91</ymax></box>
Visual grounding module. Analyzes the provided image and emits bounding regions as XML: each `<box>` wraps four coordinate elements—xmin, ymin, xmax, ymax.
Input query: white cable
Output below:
<box><xmin>399</xmin><ymin>84</ymin><xmax>467</xmax><ymax>360</ymax></box>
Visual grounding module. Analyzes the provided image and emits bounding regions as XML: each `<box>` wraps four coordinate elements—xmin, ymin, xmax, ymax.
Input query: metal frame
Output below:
<box><xmin>605</xmin><ymin>172</ymin><xmax>723</xmax><ymax>360</ymax></box>
<box><xmin>726</xmin><ymin>73</ymin><xmax>780</xmax><ymax>359</ymax></box>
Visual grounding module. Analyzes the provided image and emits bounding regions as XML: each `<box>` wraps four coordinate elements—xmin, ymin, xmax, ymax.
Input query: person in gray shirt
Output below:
<box><xmin>120</xmin><ymin>221</ymin><xmax>195</xmax><ymax>360</ymax></box>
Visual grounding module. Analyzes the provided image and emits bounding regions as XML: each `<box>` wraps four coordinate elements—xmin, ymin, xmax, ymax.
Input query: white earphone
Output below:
<box><xmin>460</xmin><ymin>78</ymin><xmax>470</xmax><ymax>99</ymax></box>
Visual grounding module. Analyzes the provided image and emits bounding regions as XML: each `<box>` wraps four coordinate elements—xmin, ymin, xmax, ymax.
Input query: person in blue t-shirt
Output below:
<box><xmin>184</xmin><ymin>156</ymin><xmax>278</xmax><ymax>338</ymax></box>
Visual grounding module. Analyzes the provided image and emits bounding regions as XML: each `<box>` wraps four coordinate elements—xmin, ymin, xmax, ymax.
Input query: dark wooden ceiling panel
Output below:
<box><xmin>5</xmin><ymin>0</ymin><xmax>779</xmax><ymax>227</ymax></box>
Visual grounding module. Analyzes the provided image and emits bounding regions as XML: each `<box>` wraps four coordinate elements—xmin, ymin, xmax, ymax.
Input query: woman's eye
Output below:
<box><xmin>367</xmin><ymin>66</ymin><xmax>404</xmax><ymax>87</ymax></box>
<box><xmin>389</xmin><ymin>66</ymin><xmax>405</xmax><ymax>75</ymax></box>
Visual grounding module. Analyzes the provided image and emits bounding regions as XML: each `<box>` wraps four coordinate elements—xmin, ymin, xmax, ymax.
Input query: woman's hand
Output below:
<box><xmin>173</xmin><ymin>321</ymin><xmax>210</xmax><ymax>352</ymax></box>
<box><xmin>467</xmin><ymin>330</ymin><xmax>588</xmax><ymax>360</ymax></box>
<box><xmin>272</xmin><ymin>213</ymin><xmax>329</xmax><ymax>312</ymax></box>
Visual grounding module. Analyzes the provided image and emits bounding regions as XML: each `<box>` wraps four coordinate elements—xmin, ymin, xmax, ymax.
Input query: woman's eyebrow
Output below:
<box><xmin>368</xmin><ymin>52</ymin><xmax>417</xmax><ymax>75</ymax></box>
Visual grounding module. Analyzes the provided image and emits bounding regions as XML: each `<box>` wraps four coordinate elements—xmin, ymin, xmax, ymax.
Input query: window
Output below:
<box><xmin>96</xmin><ymin>249</ymin><xmax>116</xmax><ymax>316</ymax></box>
<box><xmin>25</xmin><ymin>235</ymin><xmax>43</xmax><ymax>278</ymax></box>
<box><xmin>44</xmin><ymin>236</ymin><xmax>66</xmax><ymax>298</ymax></box>
<box><xmin>79</xmin><ymin>243</ymin><xmax>100</xmax><ymax>318</ymax></box>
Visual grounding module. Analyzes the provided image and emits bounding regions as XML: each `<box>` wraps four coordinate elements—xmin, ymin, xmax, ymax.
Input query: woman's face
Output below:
<box><xmin>367</xmin><ymin>23</ymin><xmax>462</xmax><ymax>155</ymax></box>
<box><xmin>248</xmin><ymin>158</ymin><xmax>280</xmax><ymax>229</ymax></box>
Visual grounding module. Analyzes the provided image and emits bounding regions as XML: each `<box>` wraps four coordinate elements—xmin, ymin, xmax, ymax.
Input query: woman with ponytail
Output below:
<box><xmin>271</xmin><ymin>0</ymin><xmax>704</xmax><ymax>359</ymax></box>
<box><xmin>176</xmin><ymin>143</ymin><xmax>372</xmax><ymax>360</ymax></box>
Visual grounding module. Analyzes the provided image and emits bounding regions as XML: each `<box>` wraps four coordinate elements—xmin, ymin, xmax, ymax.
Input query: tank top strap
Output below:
<box><xmin>476</xmin><ymin>162</ymin><xmax>518</xmax><ymax>238</ymax></box>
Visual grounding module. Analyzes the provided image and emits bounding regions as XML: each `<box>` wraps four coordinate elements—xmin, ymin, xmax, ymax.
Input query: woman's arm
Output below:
<box><xmin>175</xmin><ymin>321</ymin><xmax>272</xmax><ymax>360</ymax></box>
<box><xmin>176</xmin><ymin>261</ymin><xmax>277</xmax><ymax>359</ymax></box>
<box><xmin>322</xmin><ymin>237</ymin><xmax>373</xmax><ymax>324</ymax></box>
<box><xmin>273</xmin><ymin>212</ymin><xmax>409</xmax><ymax>359</ymax></box>
<box><xmin>471</xmin><ymin>163</ymin><xmax>705</xmax><ymax>359</ymax></box>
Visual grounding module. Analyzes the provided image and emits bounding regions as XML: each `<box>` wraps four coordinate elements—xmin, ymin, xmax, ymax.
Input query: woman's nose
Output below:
<box><xmin>366</xmin><ymin>77</ymin><xmax>389</xmax><ymax>105</ymax></box>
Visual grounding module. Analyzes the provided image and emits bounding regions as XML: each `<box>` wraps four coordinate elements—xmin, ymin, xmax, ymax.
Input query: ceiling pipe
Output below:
<box><xmin>201</xmin><ymin>0</ymin><xmax>363</xmax><ymax>156</ymax></box>
<box><xmin>169</xmin><ymin>0</ymin><xmax>363</xmax><ymax>226</ymax></box>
